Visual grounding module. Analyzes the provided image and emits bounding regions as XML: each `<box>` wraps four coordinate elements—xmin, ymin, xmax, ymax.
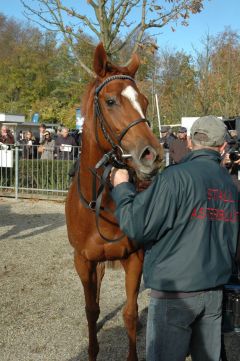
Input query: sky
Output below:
<box><xmin>0</xmin><ymin>0</ymin><xmax>240</xmax><ymax>54</ymax></box>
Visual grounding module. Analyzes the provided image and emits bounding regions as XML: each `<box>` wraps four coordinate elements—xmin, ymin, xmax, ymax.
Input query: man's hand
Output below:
<box><xmin>110</xmin><ymin>167</ymin><xmax>129</xmax><ymax>187</ymax></box>
<box><xmin>234</xmin><ymin>157</ymin><xmax>240</xmax><ymax>165</ymax></box>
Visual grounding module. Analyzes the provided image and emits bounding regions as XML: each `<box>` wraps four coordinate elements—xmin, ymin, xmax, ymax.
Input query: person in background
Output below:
<box><xmin>52</xmin><ymin>125</ymin><xmax>62</xmax><ymax>141</ymax></box>
<box><xmin>0</xmin><ymin>126</ymin><xmax>15</xmax><ymax>186</ymax></box>
<box><xmin>39</xmin><ymin>123</ymin><xmax>46</xmax><ymax>144</ymax></box>
<box><xmin>17</xmin><ymin>130</ymin><xmax>24</xmax><ymax>143</ymax></box>
<box><xmin>169</xmin><ymin>126</ymin><xmax>190</xmax><ymax>164</ymax></box>
<box><xmin>0</xmin><ymin>126</ymin><xmax>15</xmax><ymax>145</ymax></box>
<box><xmin>159</xmin><ymin>125</ymin><xmax>176</xmax><ymax>150</ymax></box>
<box><xmin>38</xmin><ymin>130</ymin><xmax>55</xmax><ymax>160</ymax></box>
<box><xmin>222</xmin><ymin>135</ymin><xmax>240</xmax><ymax>192</ymax></box>
<box><xmin>55</xmin><ymin>126</ymin><xmax>77</xmax><ymax>160</ymax></box>
<box><xmin>110</xmin><ymin>115</ymin><xmax>239</xmax><ymax>361</ymax></box>
<box><xmin>229</xmin><ymin>129</ymin><xmax>238</xmax><ymax>141</ymax></box>
<box><xmin>56</xmin><ymin>126</ymin><xmax>62</xmax><ymax>137</ymax></box>
<box><xmin>22</xmin><ymin>130</ymin><xmax>38</xmax><ymax>159</ymax></box>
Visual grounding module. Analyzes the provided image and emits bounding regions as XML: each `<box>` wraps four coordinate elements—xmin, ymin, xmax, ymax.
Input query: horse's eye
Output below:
<box><xmin>106</xmin><ymin>98</ymin><xmax>116</xmax><ymax>107</ymax></box>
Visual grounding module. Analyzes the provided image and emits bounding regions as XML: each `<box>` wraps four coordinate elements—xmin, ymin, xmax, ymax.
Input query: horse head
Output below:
<box><xmin>85</xmin><ymin>43</ymin><xmax>163</xmax><ymax>181</ymax></box>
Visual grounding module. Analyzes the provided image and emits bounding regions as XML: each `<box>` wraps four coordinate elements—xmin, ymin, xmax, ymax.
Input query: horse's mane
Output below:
<box><xmin>81</xmin><ymin>79</ymin><xmax>98</xmax><ymax>118</ymax></box>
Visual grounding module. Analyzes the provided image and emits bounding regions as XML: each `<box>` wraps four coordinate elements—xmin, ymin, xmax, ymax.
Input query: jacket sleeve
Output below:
<box><xmin>235</xmin><ymin>190</ymin><xmax>240</xmax><ymax>266</ymax></box>
<box><xmin>169</xmin><ymin>141</ymin><xmax>175</xmax><ymax>163</ymax></box>
<box><xmin>111</xmin><ymin>173</ymin><xmax>177</xmax><ymax>245</ymax></box>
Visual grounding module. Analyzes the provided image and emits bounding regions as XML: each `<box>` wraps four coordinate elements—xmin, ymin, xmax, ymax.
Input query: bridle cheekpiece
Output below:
<box><xmin>94</xmin><ymin>74</ymin><xmax>150</xmax><ymax>168</ymax></box>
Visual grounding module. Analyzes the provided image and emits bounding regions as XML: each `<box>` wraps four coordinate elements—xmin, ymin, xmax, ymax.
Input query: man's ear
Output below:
<box><xmin>219</xmin><ymin>141</ymin><xmax>227</xmax><ymax>154</ymax></box>
<box><xmin>188</xmin><ymin>137</ymin><xmax>193</xmax><ymax>150</ymax></box>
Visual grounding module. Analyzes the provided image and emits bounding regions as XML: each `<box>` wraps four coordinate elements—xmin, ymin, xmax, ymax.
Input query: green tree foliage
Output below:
<box><xmin>195</xmin><ymin>29</ymin><xmax>240</xmax><ymax>118</ymax></box>
<box><xmin>1</xmin><ymin>12</ymin><xmax>240</xmax><ymax>128</ymax></box>
<box><xmin>0</xmin><ymin>14</ymin><xmax>58</xmax><ymax>116</ymax></box>
<box><xmin>153</xmin><ymin>28</ymin><xmax>240</xmax><ymax>124</ymax></box>
<box><xmin>0</xmin><ymin>14</ymin><xmax>95</xmax><ymax>127</ymax></box>
<box><xmin>209</xmin><ymin>29</ymin><xmax>240</xmax><ymax>117</ymax></box>
<box><xmin>156</xmin><ymin>49</ymin><xmax>197</xmax><ymax>123</ymax></box>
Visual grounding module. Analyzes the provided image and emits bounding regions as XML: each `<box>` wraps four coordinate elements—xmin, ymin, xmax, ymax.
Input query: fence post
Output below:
<box><xmin>15</xmin><ymin>145</ymin><xmax>19</xmax><ymax>200</ymax></box>
<box><xmin>165</xmin><ymin>150</ymin><xmax>170</xmax><ymax>167</ymax></box>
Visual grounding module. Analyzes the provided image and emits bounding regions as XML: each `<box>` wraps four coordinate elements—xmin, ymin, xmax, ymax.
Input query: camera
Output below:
<box><xmin>228</xmin><ymin>139</ymin><xmax>240</xmax><ymax>162</ymax></box>
<box><xmin>229</xmin><ymin>151</ymin><xmax>240</xmax><ymax>162</ymax></box>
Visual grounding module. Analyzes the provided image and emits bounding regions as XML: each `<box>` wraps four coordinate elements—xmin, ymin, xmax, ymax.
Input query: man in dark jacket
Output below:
<box><xmin>55</xmin><ymin>127</ymin><xmax>78</xmax><ymax>160</ymax></box>
<box><xmin>159</xmin><ymin>125</ymin><xmax>176</xmax><ymax>149</ymax></box>
<box><xmin>169</xmin><ymin>126</ymin><xmax>190</xmax><ymax>163</ymax></box>
<box><xmin>110</xmin><ymin>115</ymin><xmax>239</xmax><ymax>361</ymax></box>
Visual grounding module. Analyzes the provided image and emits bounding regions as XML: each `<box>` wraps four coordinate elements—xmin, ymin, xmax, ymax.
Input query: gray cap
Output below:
<box><xmin>190</xmin><ymin>115</ymin><xmax>226</xmax><ymax>147</ymax></box>
<box><xmin>161</xmin><ymin>125</ymin><xmax>170</xmax><ymax>133</ymax></box>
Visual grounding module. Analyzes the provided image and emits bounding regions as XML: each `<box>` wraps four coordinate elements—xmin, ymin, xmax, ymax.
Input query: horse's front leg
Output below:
<box><xmin>74</xmin><ymin>251</ymin><xmax>105</xmax><ymax>361</ymax></box>
<box><xmin>121</xmin><ymin>250</ymin><xmax>144</xmax><ymax>361</ymax></box>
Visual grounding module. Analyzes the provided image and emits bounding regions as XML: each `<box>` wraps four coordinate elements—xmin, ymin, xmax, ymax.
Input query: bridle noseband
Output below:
<box><xmin>94</xmin><ymin>74</ymin><xmax>150</xmax><ymax>167</ymax></box>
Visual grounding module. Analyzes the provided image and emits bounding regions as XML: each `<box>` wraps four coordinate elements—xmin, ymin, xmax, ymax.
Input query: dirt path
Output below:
<box><xmin>0</xmin><ymin>198</ymin><xmax>149</xmax><ymax>361</ymax></box>
<box><xmin>0</xmin><ymin>198</ymin><xmax>239</xmax><ymax>361</ymax></box>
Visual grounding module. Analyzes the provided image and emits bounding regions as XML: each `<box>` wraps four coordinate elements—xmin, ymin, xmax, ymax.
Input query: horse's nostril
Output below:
<box><xmin>140</xmin><ymin>146</ymin><xmax>156</xmax><ymax>162</ymax></box>
<box><xmin>142</xmin><ymin>148</ymin><xmax>151</xmax><ymax>160</ymax></box>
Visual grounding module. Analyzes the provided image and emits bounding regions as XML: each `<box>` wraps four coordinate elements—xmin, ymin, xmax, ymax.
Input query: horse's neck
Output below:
<box><xmin>81</xmin><ymin>136</ymin><xmax>103</xmax><ymax>169</ymax></box>
<box><xmin>79</xmin><ymin>126</ymin><xmax>105</xmax><ymax>191</ymax></box>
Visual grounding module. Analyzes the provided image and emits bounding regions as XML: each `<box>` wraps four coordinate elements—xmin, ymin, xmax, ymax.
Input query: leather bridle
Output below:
<box><xmin>94</xmin><ymin>74</ymin><xmax>150</xmax><ymax>167</ymax></box>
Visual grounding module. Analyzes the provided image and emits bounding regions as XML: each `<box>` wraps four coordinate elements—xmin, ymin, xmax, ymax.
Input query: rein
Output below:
<box><xmin>77</xmin><ymin>74</ymin><xmax>149</xmax><ymax>243</ymax></box>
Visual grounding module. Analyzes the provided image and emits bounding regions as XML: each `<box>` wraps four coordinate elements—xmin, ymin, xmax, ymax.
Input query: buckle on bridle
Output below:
<box><xmin>89</xmin><ymin>201</ymin><xmax>96</xmax><ymax>210</ymax></box>
<box><xmin>95</xmin><ymin>149</ymin><xmax>115</xmax><ymax>169</ymax></box>
<box><xmin>114</xmin><ymin>145</ymin><xmax>131</xmax><ymax>159</ymax></box>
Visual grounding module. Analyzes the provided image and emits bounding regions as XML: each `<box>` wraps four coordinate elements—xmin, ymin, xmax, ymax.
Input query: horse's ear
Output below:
<box><xmin>93</xmin><ymin>43</ymin><xmax>108</xmax><ymax>77</ymax></box>
<box><xmin>127</xmin><ymin>53</ymin><xmax>140</xmax><ymax>77</ymax></box>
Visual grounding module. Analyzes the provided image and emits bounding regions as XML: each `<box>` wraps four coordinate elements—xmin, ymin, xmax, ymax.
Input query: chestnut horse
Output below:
<box><xmin>65</xmin><ymin>43</ymin><xmax>162</xmax><ymax>361</ymax></box>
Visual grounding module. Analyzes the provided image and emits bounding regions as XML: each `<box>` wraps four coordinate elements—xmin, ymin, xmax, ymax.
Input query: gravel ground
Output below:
<box><xmin>0</xmin><ymin>197</ymin><xmax>239</xmax><ymax>361</ymax></box>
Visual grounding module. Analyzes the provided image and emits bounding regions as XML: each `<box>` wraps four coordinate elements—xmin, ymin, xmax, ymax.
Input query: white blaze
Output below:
<box><xmin>121</xmin><ymin>85</ymin><xmax>145</xmax><ymax>118</ymax></box>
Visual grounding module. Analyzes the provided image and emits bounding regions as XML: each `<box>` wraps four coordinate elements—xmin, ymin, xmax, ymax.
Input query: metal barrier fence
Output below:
<box><xmin>0</xmin><ymin>144</ymin><xmax>80</xmax><ymax>200</ymax></box>
<box><xmin>0</xmin><ymin>144</ymin><xmax>169</xmax><ymax>200</ymax></box>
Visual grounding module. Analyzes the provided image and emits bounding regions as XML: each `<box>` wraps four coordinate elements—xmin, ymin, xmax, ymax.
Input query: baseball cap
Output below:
<box><xmin>178</xmin><ymin>126</ymin><xmax>187</xmax><ymax>133</ymax></box>
<box><xmin>161</xmin><ymin>125</ymin><xmax>170</xmax><ymax>133</ymax></box>
<box><xmin>190</xmin><ymin>115</ymin><xmax>226</xmax><ymax>147</ymax></box>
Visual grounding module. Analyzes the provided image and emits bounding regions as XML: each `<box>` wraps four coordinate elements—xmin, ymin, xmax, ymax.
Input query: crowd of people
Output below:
<box><xmin>1</xmin><ymin>120</ymin><xmax>240</xmax><ymax>171</ymax></box>
<box><xmin>0</xmin><ymin>123</ymin><xmax>82</xmax><ymax>161</ymax></box>
<box><xmin>159</xmin><ymin>125</ymin><xmax>190</xmax><ymax>164</ymax></box>
<box><xmin>159</xmin><ymin>123</ymin><xmax>240</xmax><ymax>183</ymax></box>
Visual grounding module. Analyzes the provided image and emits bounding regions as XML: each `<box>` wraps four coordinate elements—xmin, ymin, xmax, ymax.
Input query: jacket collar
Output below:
<box><xmin>181</xmin><ymin>149</ymin><xmax>222</xmax><ymax>164</ymax></box>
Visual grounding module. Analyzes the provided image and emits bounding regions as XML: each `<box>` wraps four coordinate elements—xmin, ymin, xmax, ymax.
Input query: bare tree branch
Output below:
<box><xmin>20</xmin><ymin>0</ymin><xmax>205</xmax><ymax>74</ymax></box>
